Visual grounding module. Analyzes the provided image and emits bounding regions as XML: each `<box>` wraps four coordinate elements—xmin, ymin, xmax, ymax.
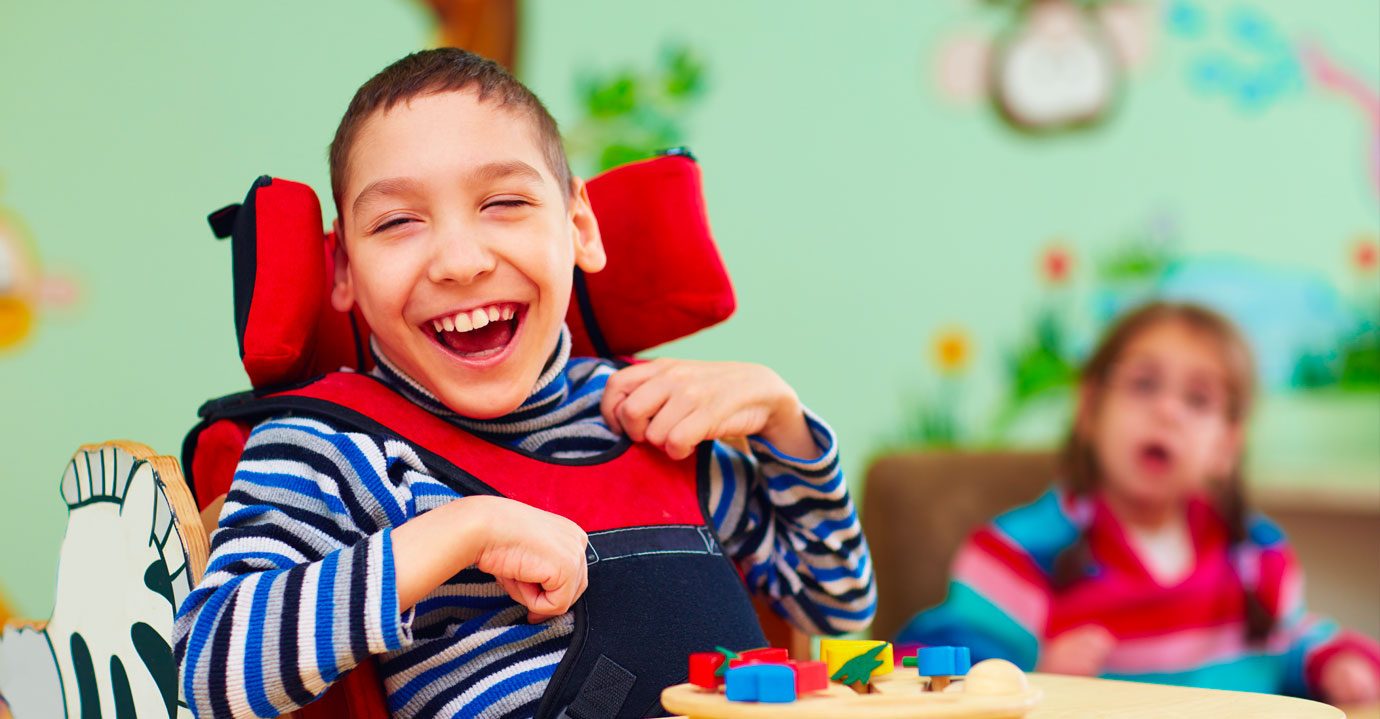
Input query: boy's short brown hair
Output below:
<box><xmin>328</xmin><ymin>48</ymin><xmax>572</xmax><ymax>213</ymax></box>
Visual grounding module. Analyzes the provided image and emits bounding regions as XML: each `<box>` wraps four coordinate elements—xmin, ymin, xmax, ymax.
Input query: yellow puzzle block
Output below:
<box><xmin>819</xmin><ymin>639</ymin><xmax>893</xmax><ymax>678</ymax></box>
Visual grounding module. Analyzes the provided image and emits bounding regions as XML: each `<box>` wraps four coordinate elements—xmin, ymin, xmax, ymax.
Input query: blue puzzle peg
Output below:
<box><xmin>904</xmin><ymin>646</ymin><xmax>971</xmax><ymax>691</ymax></box>
<box><xmin>914</xmin><ymin>645</ymin><xmax>970</xmax><ymax>676</ymax></box>
<box><xmin>725</xmin><ymin>663</ymin><xmax>797</xmax><ymax>703</ymax></box>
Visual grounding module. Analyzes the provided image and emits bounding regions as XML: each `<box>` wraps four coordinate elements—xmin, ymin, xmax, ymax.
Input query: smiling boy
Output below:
<box><xmin>174</xmin><ymin>49</ymin><xmax>874</xmax><ymax>719</ymax></box>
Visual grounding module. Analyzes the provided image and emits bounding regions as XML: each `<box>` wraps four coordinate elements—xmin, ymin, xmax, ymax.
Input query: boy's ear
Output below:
<box><xmin>329</xmin><ymin>218</ymin><xmax>356</xmax><ymax>313</ymax></box>
<box><xmin>568</xmin><ymin>177</ymin><xmax>606</xmax><ymax>274</ymax></box>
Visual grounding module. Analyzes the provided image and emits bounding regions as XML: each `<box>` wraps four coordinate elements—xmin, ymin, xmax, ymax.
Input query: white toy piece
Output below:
<box><xmin>0</xmin><ymin>442</ymin><xmax>207</xmax><ymax>719</ymax></box>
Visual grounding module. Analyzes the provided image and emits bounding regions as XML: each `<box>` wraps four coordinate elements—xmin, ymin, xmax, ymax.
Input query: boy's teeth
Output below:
<box><xmin>436</xmin><ymin>304</ymin><xmax>515</xmax><ymax>335</ymax></box>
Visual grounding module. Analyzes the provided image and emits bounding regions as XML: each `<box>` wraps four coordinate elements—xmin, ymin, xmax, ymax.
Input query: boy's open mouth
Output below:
<box><xmin>1137</xmin><ymin>441</ymin><xmax>1174</xmax><ymax>474</ymax></box>
<box><xmin>426</xmin><ymin>302</ymin><xmax>523</xmax><ymax>361</ymax></box>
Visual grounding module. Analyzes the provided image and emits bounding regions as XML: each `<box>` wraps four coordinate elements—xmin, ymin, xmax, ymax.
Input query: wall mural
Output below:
<box><xmin>891</xmin><ymin>224</ymin><xmax>1380</xmax><ymax>453</ymax></box>
<box><xmin>1168</xmin><ymin>1</ymin><xmax>1380</xmax><ymax>202</ymax></box>
<box><xmin>0</xmin><ymin>181</ymin><xmax>76</xmax><ymax>353</ymax></box>
<box><xmin>1166</xmin><ymin>1</ymin><xmax>1301</xmax><ymax>112</ymax></box>
<box><xmin>1302</xmin><ymin>44</ymin><xmax>1380</xmax><ymax>203</ymax></box>
<box><xmin>894</xmin><ymin>1</ymin><xmax>1380</xmax><ymax>480</ymax></box>
<box><xmin>932</xmin><ymin>0</ymin><xmax>1158</xmax><ymax>133</ymax></box>
<box><xmin>564</xmin><ymin>45</ymin><xmax>708</xmax><ymax>175</ymax></box>
<box><xmin>415</xmin><ymin>0</ymin><xmax>518</xmax><ymax>70</ymax></box>
<box><xmin>404</xmin><ymin>0</ymin><xmax>706</xmax><ymax>177</ymax></box>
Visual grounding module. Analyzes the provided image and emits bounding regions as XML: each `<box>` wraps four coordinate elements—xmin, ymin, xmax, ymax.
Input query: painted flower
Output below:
<box><xmin>0</xmin><ymin>205</ymin><xmax>77</xmax><ymax>351</ymax></box>
<box><xmin>0</xmin><ymin>296</ymin><xmax>33</xmax><ymax>349</ymax></box>
<box><xmin>1041</xmin><ymin>243</ymin><xmax>1074</xmax><ymax>284</ymax></box>
<box><xmin>932</xmin><ymin>327</ymin><xmax>973</xmax><ymax>374</ymax></box>
<box><xmin>1352</xmin><ymin>236</ymin><xmax>1378</xmax><ymax>272</ymax></box>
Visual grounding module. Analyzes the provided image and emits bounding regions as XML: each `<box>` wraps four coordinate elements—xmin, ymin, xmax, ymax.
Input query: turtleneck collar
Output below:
<box><xmin>368</xmin><ymin>325</ymin><xmax>573</xmax><ymax>435</ymax></box>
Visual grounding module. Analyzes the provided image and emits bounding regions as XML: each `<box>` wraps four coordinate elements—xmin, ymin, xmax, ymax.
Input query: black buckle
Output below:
<box><xmin>207</xmin><ymin>203</ymin><xmax>240</xmax><ymax>240</ymax></box>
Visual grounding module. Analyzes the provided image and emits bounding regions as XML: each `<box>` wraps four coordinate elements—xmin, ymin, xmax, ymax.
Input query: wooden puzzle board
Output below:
<box><xmin>661</xmin><ymin>670</ymin><xmax>1042</xmax><ymax>719</ymax></box>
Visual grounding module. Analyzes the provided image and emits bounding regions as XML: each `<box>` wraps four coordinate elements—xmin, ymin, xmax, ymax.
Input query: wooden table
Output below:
<box><xmin>1025</xmin><ymin>674</ymin><xmax>1341</xmax><ymax>718</ymax></box>
<box><xmin>1339</xmin><ymin>704</ymin><xmax>1379</xmax><ymax>719</ymax></box>
<box><xmin>665</xmin><ymin>672</ymin><xmax>1353</xmax><ymax>719</ymax></box>
<box><xmin>5</xmin><ymin>680</ymin><xmax>1370</xmax><ymax>719</ymax></box>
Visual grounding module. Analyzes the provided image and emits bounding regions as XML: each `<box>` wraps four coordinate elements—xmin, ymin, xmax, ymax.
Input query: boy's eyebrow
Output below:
<box><xmin>352</xmin><ymin>176</ymin><xmax>423</xmax><ymax>217</ymax></box>
<box><xmin>466</xmin><ymin>160</ymin><xmax>545</xmax><ymax>186</ymax></box>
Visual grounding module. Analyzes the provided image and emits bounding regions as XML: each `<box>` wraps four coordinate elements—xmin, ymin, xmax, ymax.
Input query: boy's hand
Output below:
<box><xmin>466</xmin><ymin>496</ymin><xmax>590</xmax><ymax>623</ymax></box>
<box><xmin>1038</xmin><ymin>625</ymin><xmax>1115</xmax><ymax>677</ymax></box>
<box><xmin>394</xmin><ymin>496</ymin><xmax>589</xmax><ymax>623</ymax></box>
<box><xmin>1320</xmin><ymin>650</ymin><xmax>1380</xmax><ymax>705</ymax></box>
<box><xmin>601</xmin><ymin>359</ymin><xmax>816</xmax><ymax>460</ymax></box>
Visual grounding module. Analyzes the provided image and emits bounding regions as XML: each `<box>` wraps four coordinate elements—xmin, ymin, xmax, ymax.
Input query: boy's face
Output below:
<box><xmin>332</xmin><ymin>90</ymin><xmax>604</xmax><ymax>419</ymax></box>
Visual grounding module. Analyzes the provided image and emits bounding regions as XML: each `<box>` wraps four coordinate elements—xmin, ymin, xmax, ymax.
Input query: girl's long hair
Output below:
<box><xmin>1051</xmin><ymin>301</ymin><xmax>1273</xmax><ymax>642</ymax></box>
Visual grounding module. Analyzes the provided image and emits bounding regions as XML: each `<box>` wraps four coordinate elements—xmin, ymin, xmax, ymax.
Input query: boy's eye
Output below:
<box><xmin>372</xmin><ymin>217</ymin><xmax>415</xmax><ymax>233</ymax></box>
<box><xmin>483</xmin><ymin>198</ymin><xmax>531</xmax><ymax>211</ymax></box>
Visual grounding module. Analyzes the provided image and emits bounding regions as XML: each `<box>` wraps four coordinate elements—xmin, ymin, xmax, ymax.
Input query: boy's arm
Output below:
<box><xmin>174</xmin><ymin>418</ymin><xmax>415</xmax><ymax>718</ymax></box>
<box><xmin>598</xmin><ymin>358</ymin><xmax>875</xmax><ymax>635</ymax></box>
<box><xmin>706</xmin><ymin>410</ymin><xmax>877</xmax><ymax>636</ymax></box>
<box><xmin>391</xmin><ymin>494</ymin><xmax>588</xmax><ymax>624</ymax></box>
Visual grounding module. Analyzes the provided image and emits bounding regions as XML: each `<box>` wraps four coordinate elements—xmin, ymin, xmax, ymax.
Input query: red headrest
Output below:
<box><xmin>209</xmin><ymin>152</ymin><xmax>735</xmax><ymax>389</ymax></box>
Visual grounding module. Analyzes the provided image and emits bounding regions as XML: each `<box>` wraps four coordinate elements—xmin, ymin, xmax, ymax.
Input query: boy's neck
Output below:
<box><xmin>368</xmin><ymin>326</ymin><xmax>572</xmax><ymax>423</ymax></box>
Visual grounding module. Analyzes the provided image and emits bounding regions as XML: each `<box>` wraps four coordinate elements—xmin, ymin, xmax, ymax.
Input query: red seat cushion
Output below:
<box><xmin>573</xmin><ymin>153</ymin><xmax>734</xmax><ymax>357</ymax></box>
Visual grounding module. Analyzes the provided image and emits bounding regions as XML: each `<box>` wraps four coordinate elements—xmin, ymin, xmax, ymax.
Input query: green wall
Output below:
<box><xmin>2</xmin><ymin>0</ymin><xmax>1376</xmax><ymax>617</ymax></box>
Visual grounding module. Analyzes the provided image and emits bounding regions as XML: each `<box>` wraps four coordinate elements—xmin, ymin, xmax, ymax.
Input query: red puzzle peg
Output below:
<box><xmin>729</xmin><ymin>647</ymin><xmax>790</xmax><ymax>669</ymax></box>
<box><xmin>789</xmin><ymin>660</ymin><xmax>828</xmax><ymax>695</ymax></box>
<box><xmin>689</xmin><ymin>652</ymin><xmax>727</xmax><ymax>689</ymax></box>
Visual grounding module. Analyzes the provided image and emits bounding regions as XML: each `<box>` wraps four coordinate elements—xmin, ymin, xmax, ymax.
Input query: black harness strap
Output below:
<box><xmin>556</xmin><ymin>655</ymin><xmax>638</xmax><ymax>719</ymax></box>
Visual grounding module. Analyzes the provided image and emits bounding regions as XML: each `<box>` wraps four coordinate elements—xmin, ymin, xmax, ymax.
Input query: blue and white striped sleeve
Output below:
<box><xmin>173</xmin><ymin>417</ymin><xmax>417</xmax><ymax>718</ymax></box>
<box><xmin>707</xmin><ymin>409</ymin><xmax>876</xmax><ymax>636</ymax></box>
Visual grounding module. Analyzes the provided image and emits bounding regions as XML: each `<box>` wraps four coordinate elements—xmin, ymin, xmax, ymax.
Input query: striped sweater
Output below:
<box><xmin>897</xmin><ymin>488</ymin><xmax>1380</xmax><ymax>699</ymax></box>
<box><xmin>175</xmin><ymin>328</ymin><xmax>875</xmax><ymax>718</ymax></box>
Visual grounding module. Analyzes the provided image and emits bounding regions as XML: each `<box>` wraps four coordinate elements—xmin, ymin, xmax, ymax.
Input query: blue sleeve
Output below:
<box><xmin>706</xmin><ymin>409</ymin><xmax>876</xmax><ymax>636</ymax></box>
<box><xmin>173</xmin><ymin>418</ymin><xmax>416</xmax><ymax>718</ymax></box>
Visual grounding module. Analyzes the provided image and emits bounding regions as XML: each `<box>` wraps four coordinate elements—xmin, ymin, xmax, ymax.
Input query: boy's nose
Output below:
<box><xmin>427</xmin><ymin>226</ymin><xmax>497</xmax><ymax>285</ymax></box>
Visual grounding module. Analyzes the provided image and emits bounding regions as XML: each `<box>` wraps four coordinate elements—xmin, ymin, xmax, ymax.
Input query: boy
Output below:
<box><xmin>174</xmin><ymin>49</ymin><xmax>874</xmax><ymax>719</ymax></box>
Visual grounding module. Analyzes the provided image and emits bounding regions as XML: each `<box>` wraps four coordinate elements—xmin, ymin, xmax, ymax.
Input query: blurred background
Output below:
<box><xmin>1</xmin><ymin>0</ymin><xmax>1376</xmax><ymax>636</ymax></box>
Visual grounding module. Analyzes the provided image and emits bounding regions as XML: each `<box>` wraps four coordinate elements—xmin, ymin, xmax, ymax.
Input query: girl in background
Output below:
<box><xmin>897</xmin><ymin>302</ymin><xmax>1380</xmax><ymax>704</ymax></box>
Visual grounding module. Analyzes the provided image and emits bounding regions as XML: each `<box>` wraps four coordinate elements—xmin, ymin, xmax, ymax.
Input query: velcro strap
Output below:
<box><xmin>558</xmin><ymin>654</ymin><xmax>636</xmax><ymax>719</ymax></box>
<box><xmin>584</xmin><ymin>525</ymin><xmax>723</xmax><ymax>565</ymax></box>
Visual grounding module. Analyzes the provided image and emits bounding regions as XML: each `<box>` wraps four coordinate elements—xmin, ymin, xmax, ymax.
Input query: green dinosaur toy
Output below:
<box><xmin>830</xmin><ymin>644</ymin><xmax>887</xmax><ymax>688</ymax></box>
<box><xmin>713</xmin><ymin>646</ymin><xmax>740</xmax><ymax>678</ymax></box>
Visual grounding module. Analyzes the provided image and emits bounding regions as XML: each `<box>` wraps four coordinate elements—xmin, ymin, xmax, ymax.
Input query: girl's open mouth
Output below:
<box><xmin>425</xmin><ymin>302</ymin><xmax>524</xmax><ymax>362</ymax></box>
<box><xmin>1137</xmin><ymin>441</ymin><xmax>1174</xmax><ymax>474</ymax></box>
